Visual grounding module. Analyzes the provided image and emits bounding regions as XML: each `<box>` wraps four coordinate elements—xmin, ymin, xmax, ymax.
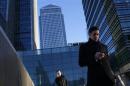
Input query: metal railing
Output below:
<box><xmin>115</xmin><ymin>72</ymin><xmax>130</xmax><ymax>86</ymax></box>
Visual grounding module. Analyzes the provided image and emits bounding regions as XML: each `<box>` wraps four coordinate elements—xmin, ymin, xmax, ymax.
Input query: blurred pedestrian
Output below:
<box><xmin>55</xmin><ymin>70</ymin><xmax>68</xmax><ymax>86</ymax></box>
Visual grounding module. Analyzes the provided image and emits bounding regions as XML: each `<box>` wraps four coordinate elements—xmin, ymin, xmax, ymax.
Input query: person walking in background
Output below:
<box><xmin>55</xmin><ymin>70</ymin><xmax>68</xmax><ymax>86</ymax></box>
<box><xmin>79</xmin><ymin>26</ymin><xmax>115</xmax><ymax>86</ymax></box>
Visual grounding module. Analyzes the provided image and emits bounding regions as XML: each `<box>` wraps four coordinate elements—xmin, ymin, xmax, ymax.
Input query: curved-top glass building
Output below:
<box><xmin>39</xmin><ymin>4</ymin><xmax>67</xmax><ymax>49</ymax></box>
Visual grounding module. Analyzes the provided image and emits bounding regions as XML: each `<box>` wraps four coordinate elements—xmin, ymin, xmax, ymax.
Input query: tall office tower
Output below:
<box><xmin>39</xmin><ymin>4</ymin><xmax>67</xmax><ymax>49</ymax></box>
<box><xmin>15</xmin><ymin>0</ymin><xmax>39</xmax><ymax>50</ymax></box>
<box><xmin>82</xmin><ymin>0</ymin><xmax>130</xmax><ymax>72</ymax></box>
<box><xmin>0</xmin><ymin>0</ymin><xmax>39</xmax><ymax>51</ymax></box>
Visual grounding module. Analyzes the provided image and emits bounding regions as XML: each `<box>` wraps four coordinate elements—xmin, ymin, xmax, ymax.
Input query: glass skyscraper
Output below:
<box><xmin>0</xmin><ymin>0</ymin><xmax>39</xmax><ymax>51</ymax></box>
<box><xmin>15</xmin><ymin>0</ymin><xmax>33</xmax><ymax>50</ymax></box>
<box><xmin>39</xmin><ymin>4</ymin><xmax>67</xmax><ymax>49</ymax></box>
<box><xmin>18</xmin><ymin>46</ymin><xmax>87</xmax><ymax>86</ymax></box>
<box><xmin>113</xmin><ymin>0</ymin><xmax>130</xmax><ymax>72</ymax></box>
<box><xmin>82</xmin><ymin>0</ymin><xmax>130</xmax><ymax>72</ymax></box>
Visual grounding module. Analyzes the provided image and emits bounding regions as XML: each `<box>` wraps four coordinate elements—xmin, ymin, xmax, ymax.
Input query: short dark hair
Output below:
<box><xmin>88</xmin><ymin>26</ymin><xmax>99</xmax><ymax>34</ymax></box>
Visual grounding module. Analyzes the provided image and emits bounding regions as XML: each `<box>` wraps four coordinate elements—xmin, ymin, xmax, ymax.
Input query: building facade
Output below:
<box><xmin>113</xmin><ymin>0</ymin><xmax>130</xmax><ymax>72</ymax></box>
<box><xmin>0</xmin><ymin>0</ymin><xmax>39</xmax><ymax>51</ymax></box>
<box><xmin>18</xmin><ymin>46</ymin><xmax>87</xmax><ymax>86</ymax></box>
<box><xmin>39</xmin><ymin>4</ymin><xmax>67</xmax><ymax>49</ymax></box>
<box><xmin>15</xmin><ymin>0</ymin><xmax>34</xmax><ymax>50</ymax></box>
<box><xmin>82</xmin><ymin>0</ymin><xmax>130</xmax><ymax>72</ymax></box>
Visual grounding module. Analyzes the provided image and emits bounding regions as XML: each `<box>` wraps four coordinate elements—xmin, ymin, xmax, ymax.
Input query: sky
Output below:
<box><xmin>38</xmin><ymin>0</ymin><xmax>88</xmax><ymax>43</ymax></box>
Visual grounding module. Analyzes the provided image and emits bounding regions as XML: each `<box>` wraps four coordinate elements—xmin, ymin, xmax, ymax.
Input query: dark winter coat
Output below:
<box><xmin>55</xmin><ymin>75</ymin><xmax>67</xmax><ymax>86</ymax></box>
<box><xmin>79</xmin><ymin>38</ymin><xmax>115</xmax><ymax>86</ymax></box>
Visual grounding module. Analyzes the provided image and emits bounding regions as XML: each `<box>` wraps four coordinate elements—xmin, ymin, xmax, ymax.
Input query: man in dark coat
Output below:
<box><xmin>79</xmin><ymin>26</ymin><xmax>115</xmax><ymax>86</ymax></box>
<box><xmin>55</xmin><ymin>70</ymin><xmax>68</xmax><ymax>86</ymax></box>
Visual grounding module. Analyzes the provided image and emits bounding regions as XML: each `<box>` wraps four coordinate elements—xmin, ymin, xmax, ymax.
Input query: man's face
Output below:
<box><xmin>89</xmin><ymin>30</ymin><xmax>99</xmax><ymax>42</ymax></box>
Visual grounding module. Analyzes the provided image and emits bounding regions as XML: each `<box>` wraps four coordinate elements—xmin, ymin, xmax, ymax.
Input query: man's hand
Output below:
<box><xmin>95</xmin><ymin>52</ymin><xmax>105</xmax><ymax>61</ymax></box>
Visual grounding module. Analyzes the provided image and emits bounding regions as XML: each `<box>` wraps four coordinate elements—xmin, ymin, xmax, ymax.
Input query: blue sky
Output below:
<box><xmin>38</xmin><ymin>0</ymin><xmax>88</xmax><ymax>43</ymax></box>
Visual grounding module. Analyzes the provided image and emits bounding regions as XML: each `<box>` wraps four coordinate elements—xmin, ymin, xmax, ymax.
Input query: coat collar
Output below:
<box><xmin>88</xmin><ymin>38</ymin><xmax>100</xmax><ymax>44</ymax></box>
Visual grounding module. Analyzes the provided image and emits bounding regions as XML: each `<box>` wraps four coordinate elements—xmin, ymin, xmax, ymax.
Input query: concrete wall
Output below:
<box><xmin>0</xmin><ymin>26</ymin><xmax>34</xmax><ymax>86</ymax></box>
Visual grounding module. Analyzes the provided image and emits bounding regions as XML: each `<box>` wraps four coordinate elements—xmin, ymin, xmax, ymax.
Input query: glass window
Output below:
<box><xmin>121</xmin><ymin>21</ymin><xmax>130</xmax><ymax>27</ymax></box>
